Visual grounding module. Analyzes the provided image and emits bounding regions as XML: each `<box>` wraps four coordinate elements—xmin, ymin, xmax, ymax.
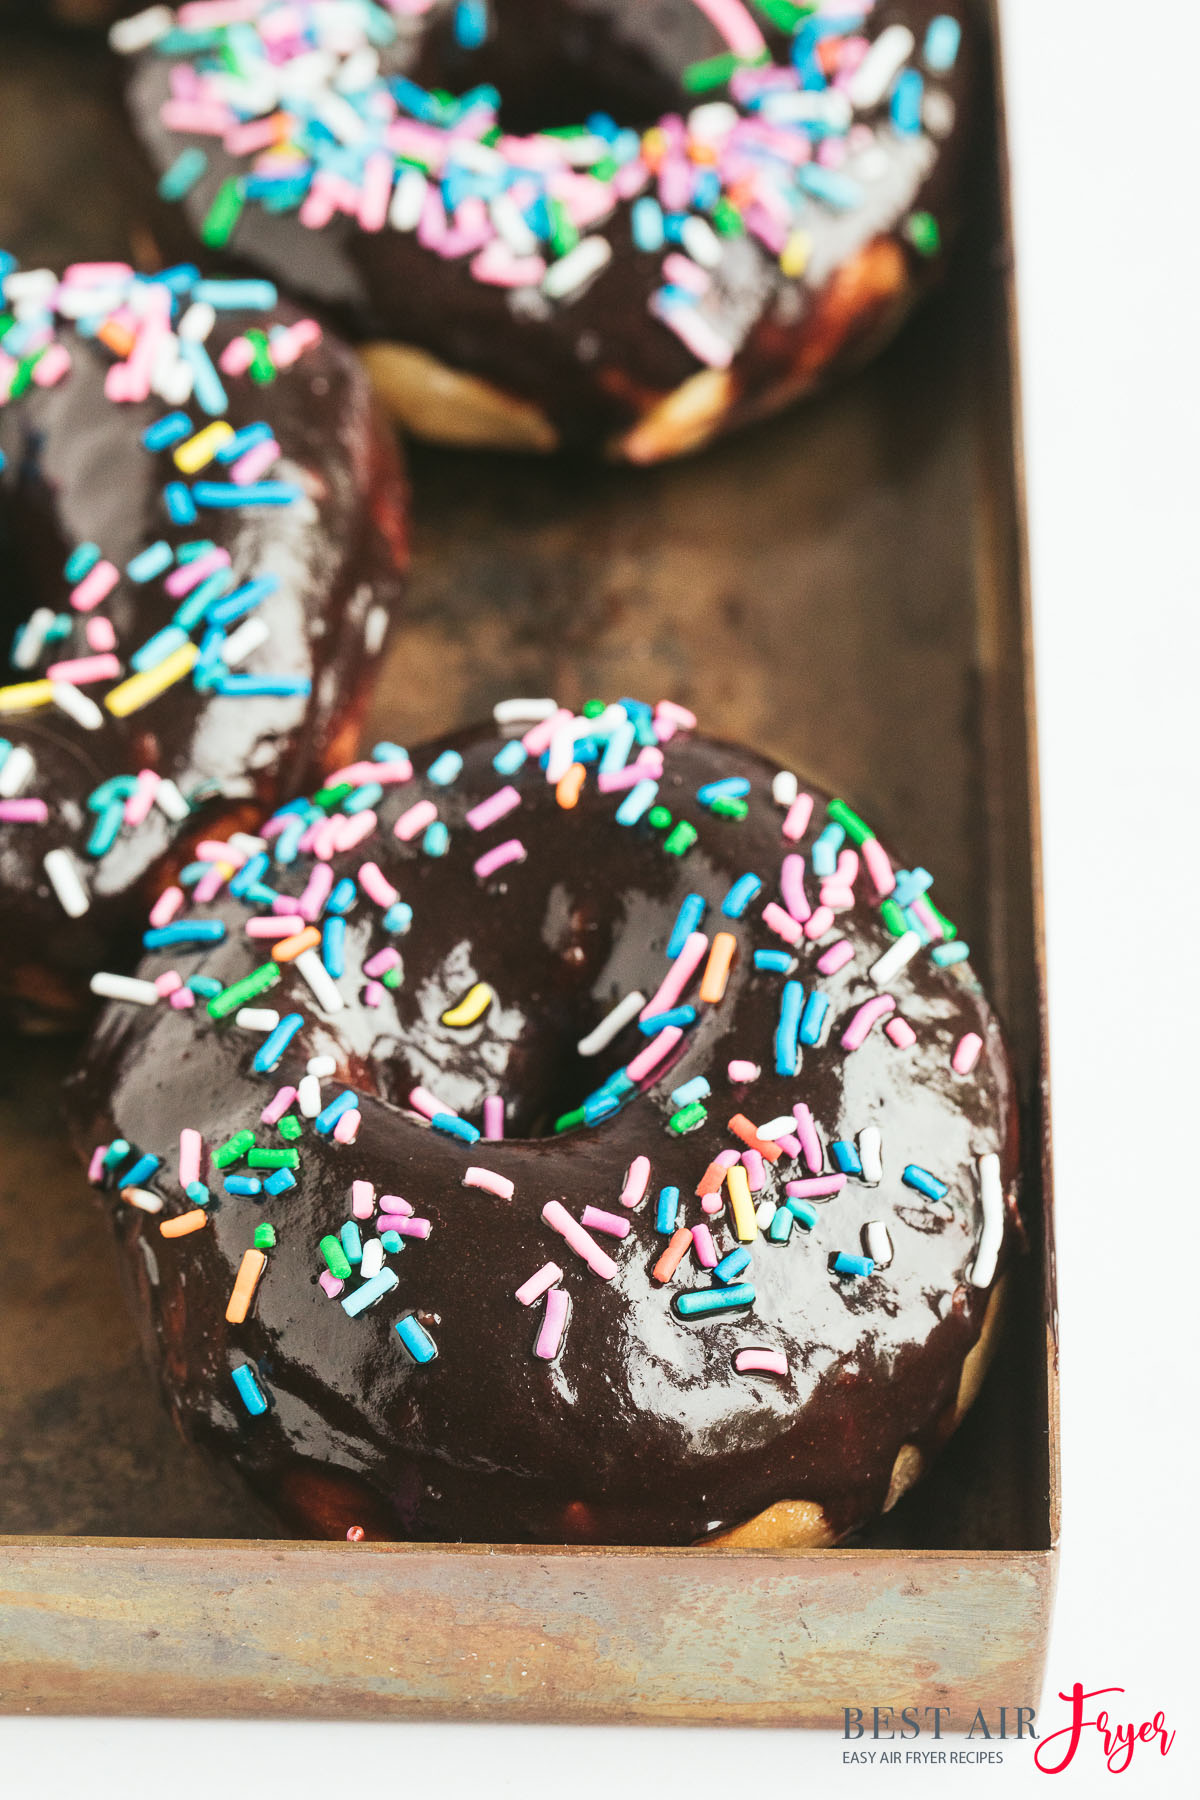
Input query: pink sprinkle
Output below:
<box><xmin>357</xmin><ymin>861</ymin><xmax>398</xmax><ymax>907</ymax></box>
<box><xmin>483</xmin><ymin>1095</ymin><xmax>505</xmax><ymax>1139</ymax></box>
<box><xmin>734</xmin><ymin>1348</ymin><xmax>789</xmax><ymax>1378</ymax></box>
<box><xmin>909</xmin><ymin>895</ymin><xmax>944</xmax><ymax>942</ymax></box>
<box><xmin>179</xmin><ymin>1128</ymin><xmax>202</xmax><ymax>1189</ymax></box>
<box><xmin>358</xmin><ymin>150</ymin><xmax>394</xmax><ymax>232</ymax></box>
<box><xmin>804</xmin><ymin>905</ymin><xmax>834</xmax><ymax>941</ymax></box>
<box><xmin>762</xmin><ymin>901</ymin><xmax>802</xmax><ymax>946</ymax></box>
<box><xmin>329</xmin><ymin>758</ymin><xmax>412</xmax><ymax>788</ymax></box>
<box><xmin>791</xmin><ymin>1104</ymin><xmax>824</xmax><ymax>1174</ymax></box>
<box><xmin>86</xmin><ymin>616</ymin><xmax>117</xmax><ymax>652</ymax></box>
<box><xmin>470</xmin><ymin>243</ymin><xmax>547</xmax><ymax>287</ymax></box>
<box><xmin>294</xmin><ymin>863</ymin><xmax>332</xmax><ymax>922</ymax></box>
<box><xmin>194</xmin><ymin>838</ymin><xmax>244</xmax><ymax>867</ymax></box>
<box><xmin>534</xmin><ymin>1286</ymin><xmax>570</xmax><ymax>1361</ymax></box>
<box><xmin>620</xmin><ymin>1154</ymin><xmax>651</xmax><ymax>1208</ymax></box>
<box><xmin>782</xmin><ymin>793</ymin><xmax>814</xmax><ymax>842</ymax></box>
<box><xmin>463</xmin><ymin>1166</ymin><xmax>515</xmax><ymax>1200</ymax></box>
<box><xmin>835</xmin><ymin>849</ymin><xmax>859</xmax><ymax>887</ymax></box>
<box><xmin>154</xmin><ymin>970</ymin><xmax>182</xmax><ymax>997</ymax></box>
<box><xmin>780</xmin><ymin>854</ymin><xmax>810</xmax><ymax>922</ymax></box>
<box><xmin>169</xmin><ymin>987</ymin><xmax>196</xmax><ymax>1010</ymax></box>
<box><xmin>700</xmin><ymin>1194</ymin><xmax>723</xmax><ymax>1216</ymax></box>
<box><xmin>45</xmin><ymin>653</ymin><xmax>120</xmax><ymax>685</ymax></box>
<box><xmin>87</xmin><ymin>1144</ymin><xmax>107</xmax><ymax>1185</ymax></box>
<box><xmin>363</xmin><ymin>980</ymin><xmax>386</xmax><ymax>1007</ymax></box>
<box><xmin>230</xmin><ymin>437</ymin><xmax>281</xmax><ymax>486</ymax></box>
<box><xmin>269</xmin><ymin>320</ymin><xmax>322</xmax><ymax>370</ymax></box>
<box><xmin>522</xmin><ymin>708</ymin><xmax>572</xmax><ymax>756</ymax></box>
<box><xmin>654</xmin><ymin>700</ymin><xmax>696</xmax><ymax>731</ymax></box>
<box><xmin>662</xmin><ymin>251</ymin><xmax>709</xmax><ymax>295</ymax></box>
<box><xmin>70</xmin><ymin>559</ymin><xmax>119</xmax><ymax>613</ymax></box>
<box><xmin>774</xmin><ymin>1133</ymin><xmax>801</xmax><ymax>1158</ymax></box>
<box><xmin>862</xmin><ymin>837</ymin><xmax>895</xmax><ymax>897</ymax></box>
<box><xmin>0</xmin><ymin>798</ymin><xmax>47</xmax><ymax>823</ymax></box>
<box><xmin>625</xmin><ymin>1024</ymin><xmax>683</xmax><ymax>1084</ymax></box>
<box><xmin>596</xmin><ymin>752</ymin><xmax>664</xmax><ymax>794</ymax></box>
<box><xmin>466</xmin><ymin>786</ymin><xmax>521</xmax><ymax>832</ymax></box>
<box><xmin>640</xmin><ymin>931</ymin><xmax>708</xmax><ymax>1021</ymax></box>
<box><xmin>394</xmin><ymin>799</ymin><xmax>438</xmax><ymax>841</ymax></box>
<box><xmin>33</xmin><ymin>343</ymin><xmax>72</xmax><ymax>388</ymax></box>
<box><xmin>333</xmin><ymin>1108</ymin><xmax>361</xmax><ymax>1144</ymax></box>
<box><xmin>246</xmin><ymin>914</ymin><xmax>305</xmax><ymax>939</ymax></box>
<box><xmin>225</xmin><ymin>116</ymin><xmax>284</xmax><ymax>156</ymax></box>
<box><xmin>515</xmin><ymin>1262</ymin><xmax>563</xmax><ymax>1307</ymax></box>
<box><xmin>351</xmin><ymin>1180</ymin><xmax>376</xmax><ymax>1221</ymax></box>
<box><xmin>218</xmin><ymin>336</ymin><xmax>254</xmax><ymax>375</ymax></box>
<box><xmin>542</xmin><ymin>1200</ymin><xmax>618</xmax><ymax>1280</ymax></box>
<box><xmin>319</xmin><ymin>1271</ymin><xmax>345</xmax><ymax>1300</ymax></box>
<box><xmin>817</xmin><ymin>939</ymin><xmax>854</xmax><ymax>976</ymax></box>
<box><xmin>786</xmin><ymin>1175</ymin><xmax>845</xmax><ymax>1199</ymax></box>
<box><xmin>377</xmin><ymin>1194</ymin><xmax>413</xmax><ymax>1217</ymax></box>
<box><xmin>124</xmin><ymin>769</ymin><xmax>161</xmax><ymax>828</ymax></box>
<box><xmin>381</xmin><ymin>1216</ymin><xmax>431</xmax><ymax>1240</ymax></box>
<box><xmin>842</xmin><ymin>994</ymin><xmax>897</xmax><ymax>1051</ymax></box>
<box><xmin>819</xmin><ymin>884</ymin><xmax>855</xmax><ymax>911</ymax></box>
<box><xmin>363</xmin><ymin>946</ymin><xmax>400</xmax><ymax>978</ymax></box>
<box><xmin>332</xmin><ymin>810</ymin><xmax>377</xmax><ymax>854</ymax></box>
<box><xmin>192</xmin><ymin>865</ymin><xmax>228</xmax><ymax>905</ymax></box>
<box><xmin>953</xmin><ymin>1032</ymin><xmax>983</xmax><ymax>1074</ymax></box>
<box><xmin>474</xmin><ymin>839</ymin><xmax>527</xmax><ymax>880</ymax></box>
<box><xmin>742</xmin><ymin>1149</ymin><xmax>765</xmax><ymax>1192</ymax></box>
<box><xmin>691</xmin><ymin>1223</ymin><xmax>718</xmax><ymax>1268</ymax></box>
<box><xmin>165</xmin><ymin>547</ymin><xmax>228</xmax><ymax>598</ymax></box>
<box><xmin>727</xmin><ymin>1059</ymin><xmax>760</xmax><ymax>1083</ymax></box>
<box><xmin>580</xmin><ymin>1206</ymin><xmax>631</xmax><ymax>1239</ymax></box>
<box><xmin>715</xmin><ymin>1148</ymin><xmax>740</xmax><ymax>1171</ymax></box>
<box><xmin>409</xmin><ymin>1086</ymin><xmax>455</xmax><ymax>1122</ymax></box>
<box><xmin>261</xmin><ymin>1085</ymin><xmax>298</xmax><ymax>1126</ymax></box>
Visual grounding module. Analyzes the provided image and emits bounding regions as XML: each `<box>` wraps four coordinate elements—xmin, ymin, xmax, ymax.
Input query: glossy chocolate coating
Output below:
<box><xmin>70</xmin><ymin>721</ymin><xmax>1018</xmax><ymax>1545</ymax></box>
<box><xmin>0</xmin><ymin>294</ymin><xmax>408</xmax><ymax>1017</ymax></box>
<box><xmin>124</xmin><ymin>1</ymin><xmax>976</xmax><ymax>456</ymax></box>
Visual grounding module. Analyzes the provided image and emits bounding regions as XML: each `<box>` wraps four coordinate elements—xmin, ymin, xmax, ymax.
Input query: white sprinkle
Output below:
<box><xmin>221</xmin><ymin>616</ymin><xmax>271</xmax><ymax>668</ymax></box>
<box><xmin>755</xmin><ymin>1199</ymin><xmax>777</xmax><ymax>1231</ymax></box>
<box><xmin>297</xmin><ymin>1073</ymin><xmax>322</xmax><ymax>1118</ymax></box>
<box><xmin>52</xmin><ymin>682</ymin><xmax>104</xmax><ymax>732</ymax></box>
<box><xmin>90</xmin><ymin>973</ymin><xmax>160</xmax><ymax>1005</ymax></box>
<box><xmin>493</xmin><ymin>697</ymin><xmax>558</xmax><ymax>725</ymax></box>
<box><xmin>43</xmin><ymin>848</ymin><xmax>89</xmax><ymax>918</ymax></box>
<box><xmin>362</xmin><ymin>604</ymin><xmax>389</xmax><ymax>657</ymax></box>
<box><xmin>389</xmin><ymin>166</ymin><xmax>427</xmax><ymax>232</ymax></box>
<box><xmin>687</xmin><ymin>101</ymin><xmax>739</xmax><ymax>140</ymax></box>
<box><xmin>0</xmin><ymin>744</ymin><xmax>34</xmax><ymax>798</ymax></box>
<box><xmin>123</xmin><ymin>1186</ymin><xmax>164</xmax><ymax>1214</ymax></box>
<box><xmin>970</xmin><ymin>1153</ymin><xmax>1004</xmax><ymax>1288</ymax></box>
<box><xmin>772</xmin><ymin>770</ymin><xmax>798</xmax><ymax>808</ymax></box>
<box><xmin>12</xmin><ymin>607</ymin><xmax>56</xmax><ymax>670</ymax></box>
<box><xmin>858</xmin><ymin>1126</ymin><xmax>883</xmax><ymax>1185</ymax></box>
<box><xmin>491</xmin><ymin>193</ymin><xmax>539</xmax><ymax>257</ymax></box>
<box><xmin>680</xmin><ymin>215</ymin><xmax>722</xmax><ymax>269</ymax></box>
<box><xmin>865</xmin><ymin>1221</ymin><xmax>893</xmax><ymax>1267</ymax></box>
<box><xmin>307</xmin><ymin>1055</ymin><xmax>337</xmax><ymax>1078</ymax></box>
<box><xmin>229</xmin><ymin>831</ymin><xmax>267</xmax><ymax>858</ymax></box>
<box><xmin>359</xmin><ymin>1238</ymin><xmax>385</xmax><ymax>1280</ymax></box>
<box><xmin>870</xmin><ymin>930</ymin><xmax>922</xmax><ymax>986</ymax></box>
<box><xmin>3</xmin><ymin>269</ymin><xmax>56</xmax><ymax>305</ymax></box>
<box><xmin>178</xmin><ymin>301</ymin><xmax>216</xmax><ymax>343</ymax></box>
<box><xmin>922</xmin><ymin>89</ymin><xmax>956</xmax><ymax>138</ymax></box>
<box><xmin>577</xmin><ymin>990</ymin><xmax>646</xmax><ymax>1058</ymax></box>
<box><xmin>108</xmin><ymin>4</ymin><xmax>173</xmax><ymax>53</ymax></box>
<box><xmin>295</xmin><ymin>948</ymin><xmax>344</xmax><ymax>1014</ymax></box>
<box><xmin>755</xmin><ymin>1115</ymin><xmax>796</xmax><ymax>1142</ymax></box>
<box><xmin>154</xmin><ymin>778</ymin><xmax>190</xmax><ymax>822</ymax></box>
<box><xmin>236</xmin><ymin>1008</ymin><xmax>280</xmax><ymax>1031</ymax></box>
<box><xmin>541</xmin><ymin>236</ymin><xmax>611</xmax><ymax>301</ymax></box>
<box><xmin>545</xmin><ymin>722</ymin><xmax>577</xmax><ymax>784</ymax></box>
<box><xmin>847</xmin><ymin>23</ymin><xmax>916</xmax><ymax>110</ymax></box>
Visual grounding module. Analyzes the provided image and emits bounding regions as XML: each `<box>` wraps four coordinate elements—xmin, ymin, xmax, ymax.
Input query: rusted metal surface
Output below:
<box><xmin>0</xmin><ymin>3</ymin><xmax>1057</xmax><ymax>1720</ymax></box>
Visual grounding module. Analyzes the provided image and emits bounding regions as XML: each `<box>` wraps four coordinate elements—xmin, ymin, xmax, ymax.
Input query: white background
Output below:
<box><xmin>2</xmin><ymin>0</ymin><xmax>1196</xmax><ymax>1792</ymax></box>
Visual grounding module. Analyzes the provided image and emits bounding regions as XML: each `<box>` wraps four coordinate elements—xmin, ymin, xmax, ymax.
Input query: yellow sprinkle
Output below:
<box><xmin>441</xmin><ymin>982</ymin><xmax>494</xmax><ymax>1028</ymax></box>
<box><xmin>781</xmin><ymin>230</ymin><xmax>811</xmax><ymax>279</ymax></box>
<box><xmin>726</xmin><ymin>1163</ymin><xmax>757</xmax><ymax>1243</ymax></box>
<box><xmin>105</xmin><ymin>643</ymin><xmax>198</xmax><ymax>718</ymax></box>
<box><xmin>174</xmin><ymin>419</ymin><xmax>235</xmax><ymax>474</ymax></box>
<box><xmin>0</xmin><ymin>679</ymin><xmax>54</xmax><ymax>714</ymax></box>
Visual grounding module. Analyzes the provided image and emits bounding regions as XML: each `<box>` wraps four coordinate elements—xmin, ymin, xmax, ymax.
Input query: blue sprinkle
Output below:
<box><xmin>923</xmin><ymin>14</ymin><xmax>961</xmax><ymax>72</ymax></box>
<box><xmin>141</xmin><ymin>413</ymin><xmax>193</xmax><ymax>453</ymax></box>
<box><xmin>102</xmin><ymin>1140</ymin><xmax>131</xmax><ymax>1172</ymax></box>
<box><xmin>384</xmin><ymin>901</ymin><xmax>413</xmax><ymax>935</ymax></box>
<box><xmin>165</xmin><ymin>482</ymin><xmax>198</xmax><ymax>525</ymax></box>
<box><xmin>775</xmin><ymin>980</ymin><xmax>804</xmax><ymax>1077</ymax></box>
<box><xmin>132</xmin><ymin>623</ymin><xmax>190</xmax><ymax>673</ymax></box>
<box><xmin>670</xmin><ymin>1075</ymin><xmax>710</xmax><ymax>1109</ymax></box>
<box><xmin>666</xmin><ymin>893</ymin><xmax>706</xmax><ymax>958</ymax></box>
<box><xmin>178</xmin><ymin>337</ymin><xmax>227</xmax><ymax>415</ymax></box>
<box><xmin>340</xmin><ymin>1221</ymin><xmax>363</xmax><ymax>1266</ymax></box>
<box><xmin>64</xmin><ymin>542</ymin><xmax>102</xmax><ymax>583</ymax></box>
<box><xmin>214</xmin><ymin>421</ymin><xmax>274</xmax><ymax>464</ymax></box>
<box><xmin>656</xmin><ymin>1186</ymin><xmax>680</xmax><ymax>1234</ymax></box>
<box><xmin>325</xmin><ymin>878</ymin><xmax>357</xmax><ymax>915</ymax></box>
<box><xmin>697</xmin><ymin>777</ymin><xmax>750</xmax><ymax>805</ymax></box>
<box><xmin>314</xmin><ymin>1090</ymin><xmax>359</xmax><ymax>1136</ymax></box>
<box><xmin>158</xmin><ymin>147</ymin><xmax>208</xmax><ymax>202</ymax></box>
<box><xmin>395</xmin><ymin>1312</ymin><xmax>438</xmax><ymax>1362</ymax></box>
<box><xmin>427</xmin><ymin>749</ymin><xmax>463</xmax><ymax>786</ymax></box>
<box><xmin>768</xmin><ymin>1208</ymin><xmax>794</xmax><ymax>1243</ymax></box>
<box><xmin>834</xmin><ymin>1253</ymin><xmax>874</xmax><ymax>1278</ymax></box>
<box><xmin>892</xmin><ymin>866</ymin><xmax>934</xmax><ymax>908</ymax></box>
<box><xmin>595</xmin><ymin>1069</ymin><xmax>634</xmax><ymax>1101</ymax></box>
<box><xmin>323</xmin><ymin>915</ymin><xmax>346</xmax><ymax>979</ymax></box>
<box><xmin>344</xmin><ymin>781</ymin><xmax>383</xmax><ymax>816</ymax></box>
<box><xmin>253</xmin><ymin>1012</ymin><xmax>304</xmax><ymax>1073</ymax></box>
<box><xmin>584</xmin><ymin>1092</ymin><xmax>621</xmax><ymax>1125</ymax></box>
<box><xmin>831</xmin><ymin>1140</ymin><xmax>863</xmax><ymax>1177</ymax></box>
<box><xmin>714</xmin><ymin>1246</ymin><xmax>752</xmax><ymax>1285</ymax></box>
<box><xmin>431</xmin><ymin>1113</ymin><xmax>480</xmax><ymax>1145</ymax></box>
<box><xmin>493</xmin><ymin>739</ymin><xmax>526</xmax><ymax>776</ymax></box>
<box><xmin>121</xmin><ymin>1153</ymin><xmax>161</xmax><ymax>1190</ymax></box>
<box><xmin>86</xmin><ymin>801</ymin><xmax>124</xmax><ymax>859</ymax></box>
<box><xmin>615</xmin><ymin>778</ymin><xmax>658</xmax><ymax>826</ymax></box>
<box><xmin>207</xmin><ymin>573</ymin><xmax>279</xmax><ymax>628</ymax></box>
<box><xmin>754</xmin><ymin>948</ymin><xmax>794</xmax><ymax>973</ymax></box>
<box><xmin>230</xmin><ymin>852</ymin><xmax>270</xmax><ymax>897</ymax></box>
<box><xmin>193</xmin><ymin>278</ymin><xmax>279</xmax><ymax>310</ymax></box>
<box><xmin>798</xmin><ymin>990</ymin><xmax>829</xmax><ymax>1047</ymax></box>
<box><xmin>174</xmin><ymin>569</ymin><xmax>235</xmax><ymax>632</ymax></box>
<box><xmin>639</xmin><ymin>1005</ymin><xmax>696</xmax><ymax>1035</ymax></box>
<box><xmin>902</xmin><ymin>1165</ymin><xmax>949</xmax><ymax>1201</ymax></box>
<box><xmin>273</xmin><ymin>815</ymin><xmax>307</xmax><ymax>865</ymax></box>
<box><xmin>143</xmin><ymin>920</ymin><xmax>227</xmax><ymax>950</ymax></box>
<box><xmin>787</xmin><ymin>1199</ymin><xmax>819</xmax><ymax>1230</ymax></box>
<box><xmin>264</xmin><ymin>1168</ymin><xmax>295</xmax><ymax>1196</ymax></box>
<box><xmin>224</xmin><ymin>1175</ymin><xmax>263</xmax><ymax>1197</ymax></box>
<box><xmin>370</xmin><ymin>741</ymin><xmax>406</xmax><ymax>764</ymax></box>
<box><xmin>423</xmin><ymin>821</ymin><xmax>450</xmax><ymax>857</ymax></box>
<box><xmin>798</xmin><ymin>164</ymin><xmax>863</xmax><ymax>210</ymax></box>
<box><xmin>453</xmin><ymin>0</ymin><xmax>488</xmax><ymax>50</ymax></box>
<box><xmin>632</xmin><ymin>195</ymin><xmax>665</xmax><ymax>252</ymax></box>
<box><xmin>192</xmin><ymin>481</ymin><xmax>302</xmax><ymax>508</ymax></box>
<box><xmin>380</xmin><ymin>1230</ymin><xmax>403</xmax><ymax>1254</ymax></box>
<box><xmin>599</xmin><ymin>720</ymin><xmax>636</xmax><ymax>774</ymax></box>
<box><xmin>931</xmin><ymin>941</ymin><xmax>969</xmax><ymax>967</ymax></box>
<box><xmin>890</xmin><ymin>67</ymin><xmax>923</xmax><ymax>134</ymax></box>
<box><xmin>175</xmin><ymin>538</ymin><xmax>217</xmax><ymax>562</ymax></box>
<box><xmin>186</xmin><ymin>1181</ymin><xmax>211</xmax><ymax>1207</ymax></box>
<box><xmin>231</xmin><ymin>1363</ymin><xmax>268</xmax><ymax>1416</ymax></box>
<box><xmin>811</xmin><ymin>822</ymin><xmax>845</xmax><ymax>877</ymax></box>
<box><xmin>125</xmin><ymin>540</ymin><xmax>174</xmax><ymax>584</ymax></box>
<box><xmin>213</xmin><ymin>674</ymin><xmax>312</xmax><ymax>698</ymax></box>
<box><xmin>186</xmin><ymin>974</ymin><xmax>223</xmax><ymax>997</ymax></box>
<box><xmin>721</xmin><ymin>872</ymin><xmax>762</xmax><ymax>918</ymax></box>
<box><xmin>619</xmin><ymin>698</ymin><xmax>656</xmax><ymax>747</ymax></box>
<box><xmin>341</xmin><ymin>1268</ymin><xmax>399</xmax><ymax>1317</ymax></box>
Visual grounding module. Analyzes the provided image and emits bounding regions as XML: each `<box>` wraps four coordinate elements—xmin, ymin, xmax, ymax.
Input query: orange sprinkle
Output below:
<box><xmin>727</xmin><ymin>1113</ymin><xmax>782</xmax><ymax>1164</ymax></box>
<box><xmin>695</xmin><ymin>1158</ymin><xmax>729</xmax><ymax>1197</ymax></box>
<box><xmin>272</xmin><ymin>925</ymin><xmax>321</xmax><ymax>962</ymax></box>
<box><xmin>225</xmin><ymin>1248</ymin><xmax>268</xmax><ymax>1324</ymax></box>
<box><xmin>652</xmin><ymin>1228</ymin><xmax>693</xmax><ymax>1284</ymax></box>
<box><xmin>160</xmin><ymin>1209</ymin><xmax>208</xmax><ymax>1239</ymax></box>
<box><xmin>556</xmin><ymin>762</ymin><xmax>586</xmax><ymax>809</ymax></box>
<box><xmin>699</xmin><ymin>931</ymin><xmax>737</xmax><ymax>1004</ymax></box>
<box><xmin>96</xmin><ymin>318</ymin><xmax>136</xmax><ymax>358</ymax></box>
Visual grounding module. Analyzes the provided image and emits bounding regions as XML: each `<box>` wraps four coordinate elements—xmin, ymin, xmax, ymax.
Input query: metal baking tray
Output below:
<box><xmin>0</xmin><ymin>4</ymin><xmax>1057</xmax><ymax>1723</ymax></box>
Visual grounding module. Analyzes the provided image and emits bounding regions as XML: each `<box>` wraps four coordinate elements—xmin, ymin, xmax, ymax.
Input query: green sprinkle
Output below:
<box><xmin>320</xmin><ymin>1234</ymin><xmax>352</xmax><ymax>1280</ymax></box>
<box><xmin>827</xmin><ymin>798</ymin><xmax>873</xmax><ymax>845</ymax></box>
<box><xmin>245</xmin><ymin>327</ymin><xmax>276</xmax><ymax>385</ymax></box>
<box><xmin>682</xmin><ymin>51</ymin><xmax>742</xmax><ymax>92</ymax></box>
<box><xmin>254</xmin><ymin>1223</ymin><xmax>277</xmax><ymax>1251</ymax></box>
<box><xmin>668</xmin><ymin>1101</ymin><xmax>708</xmax><ymax>1135</ymax></box>
<box><xmin>548</xmin><ymin>197</ymin><xmax>579</xmax><ymax>257</ymax></box>
<box><xmin>591</xmin><ymin>155</ymin><xmax>617</xmax><ymax>182</ymax></box>
<box><xmin>905</xmin><ymin>211</ymin><xmax>941</xmax><ymax>257</ymax></box>
<box><xmin>554</xmin><ymin>1106</ymin><xmax>586</xmax><ymax>1134</ymax></box>
<box><xmin>925</xmin><ymin>899</ymin><xmax>957</xmax><ymax>941</ymax></box>
<box><xmin>278</xmin><ymin>1114</ymin><xmax>302</xmax><ymax>1142</ymax></box>
<box><xmin>213</xmin><ymin>1129</ymin><xmax>255</xmax><ymax>1171</ymax></box>
<box><xmin>207</xmin><ymin>962</ymin><xmax>281</xmax><ymax>1021</ymax></box>
<box><xmin>664</xmin><ymin>821</ymin><xmax>698</xmax><ymax>857</ymax></box>
<box><xmin>879</xmin><ymin>897</ymin><xmax>907</xmax><ymax>939</ymax></box>
<box><xmin>750</xmin><ymin>0</ymin><xmax>817</xmax><ymax>30</ymax></box>
<box><xmin>383</xmin><ymin>964</ymin><xmax>403</xmax><ymax>989</ymax></box>
<box><xmin>247</xmin><ymin>1147</ymin><xmax>299</xmax><ymax>1170</ymax></box>
<box><xmin>313</xmin><ymin>781</ymin><xmax>353</xmax><ymax>810</ymax></box>
<box><xmin>647</xmin><ymin>806</ymin><xmax>673</xmax><ymax>829</ymax></box>
<box><xmin>712</xmin><ymin>197</ymin><xmax>746</xmax><ymax>238</ymax></box>
<box><xmin>201</xmin><ymin>177</ymin><xmax>245</xmax><ymax>249</ymax></box>
<box><xmin>709</xmin><ymin>795</ymin><xmax>748</xmax><ymax>820</ymax></box>
<box><xmin>582</xmin><ymin>699</ymin><xmax>606</xmax><ymax>719</ymax></box>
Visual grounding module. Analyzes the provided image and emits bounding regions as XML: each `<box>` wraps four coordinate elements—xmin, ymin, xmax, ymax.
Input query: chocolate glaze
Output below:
<box><xmin>0</xmin><ymin>290</ymin><xmax>408</xmax><ymax>1018</ymax></box>
<box><xmin>69</xmin><ymin>720</ymin><xmax>1019</xmax><ymax>1545</ymax></box>
<box><xmin>123</xmin><ymin>0</ymin><xmax>977</xmax><ymax>457</ymax></box>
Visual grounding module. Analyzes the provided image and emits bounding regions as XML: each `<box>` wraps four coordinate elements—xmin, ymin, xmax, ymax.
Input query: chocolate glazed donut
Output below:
<box><xmin>0</xmin><ymin>259</ymin><xmax>408</xmax><ymax>1021</ymax></box>
<box><xmin>69</xmin><ymin>703</ymin><xmax>1020</xmax><ymax>1546</ymax></box>
<box><xmin>117</xmin><ymin>0</ymin><xmax>976</xmax><ymax>460</ymax></box>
